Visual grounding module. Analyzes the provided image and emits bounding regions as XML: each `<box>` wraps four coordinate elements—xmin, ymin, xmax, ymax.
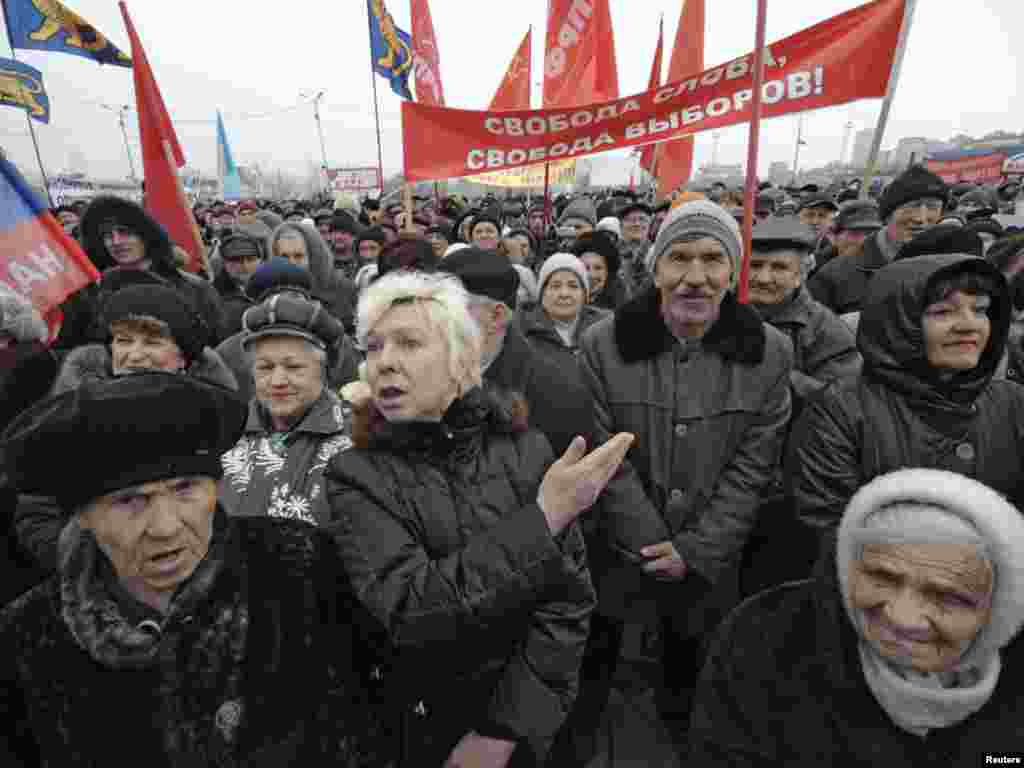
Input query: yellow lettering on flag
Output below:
<box><xmin>467</xmin><ymin>159</ymin><xmax>576</xmax><ymax>188</ymax></box>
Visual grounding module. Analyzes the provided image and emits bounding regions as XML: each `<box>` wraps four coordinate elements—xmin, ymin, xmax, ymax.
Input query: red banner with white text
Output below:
<box><xmin>403</xmin><ymin>0</ymin><xmax>906</xmax><ymax>182</ymax></box>
<box><xmin>926</xmin><ymin>154</ymin><xmax>1006</xmax><ymax>184</ymax></box>
<box><xmin>543</xmin><ymin>0</ymin><xmax>618</xmax><ymax>107</ymax></box>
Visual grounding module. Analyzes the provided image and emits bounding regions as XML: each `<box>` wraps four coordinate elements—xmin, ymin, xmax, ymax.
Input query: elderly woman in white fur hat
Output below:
<box><xmin>689</xmin><ymin>468</ymin><xmax>1024</xmax><ymax>766</ymax></box>
<box><xmin>520</xmin><ymin>252</ymin><xmax>609</xmax><ymax>375</ymax></box>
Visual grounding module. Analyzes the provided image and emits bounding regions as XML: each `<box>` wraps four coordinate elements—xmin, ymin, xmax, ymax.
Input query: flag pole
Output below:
<box><xmin>860</xmin><ymin>0</ymin><xmax>917</xmax><ymax>199</ymax></box>
<box><xmin>542</xmin><ymin>161</ymin><xmax>551</xmax><ymax>235</ymax></box>
<box><xmin>5</xmin><ymin>43</ymin><xmax>54</xmax><ymax>207</ymax></box>
<box><xmin>738</xmin><ymin>0</ymin><xmax>768</xmax><ymax>305</ymax></box>
<box><xmin>366</xmin><ymin>3</ymin><xmax>386</xmax><ymax>199</ymax></box>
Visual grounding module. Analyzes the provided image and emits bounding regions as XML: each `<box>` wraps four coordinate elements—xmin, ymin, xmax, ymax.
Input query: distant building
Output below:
<box><xmin>769</xmin><ymin>161</ymin><xmax>792</xmax><ymax>186</ymax></box>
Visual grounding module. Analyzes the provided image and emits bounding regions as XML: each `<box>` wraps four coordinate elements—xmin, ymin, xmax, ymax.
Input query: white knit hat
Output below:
<box><xmin>647</xmin><ymin>199</ymin><xmax>742</xmax><ymax>285</ymax></box>
<box><xmin>597</xmin><ymin>216</ymin><xmax>622</xmax><ymax>239</ymax></box>
<box><xmin>538</xmin><ymin>252</ymin><xmax>590</xmax><ymax>298</ymax></box>
<box><xmin>837</xmin><ymin>468</ymin><xmax>1024</xmax><ymax>670</ymax></box>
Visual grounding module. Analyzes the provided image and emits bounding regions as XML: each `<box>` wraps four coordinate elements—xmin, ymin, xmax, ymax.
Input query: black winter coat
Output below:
<box><xmin>789</xmin><ymin>254</ymin><xmax>1024</xmax><ymax>536</ymax></box>
<box><xmin>326</xmin><ymin>388</ymin><xmax>596</xmax><ymax>766</ymax></box>
<box><xmin>485</xmin><ymin>322</ymin><xmax>596</xmax><ymax>458</ymax></box>
<box><xmin>807</xmin><ymin>227</ymin><xmax>893</xmax><ymax>315</ymax></box>
<box><xmin>0</xmin><ymin>515</ymin><xmax>384</xmax><ymax>767</ymax></box>
<box><xmin>520</xmin><ymin>304</ymin><xmax>610</xmax><ymax>377</ymax></box>
<box><xmin>690</xmin><ymin>539</ymin><xmax>1024</xmax><ymax>766</ymax></box>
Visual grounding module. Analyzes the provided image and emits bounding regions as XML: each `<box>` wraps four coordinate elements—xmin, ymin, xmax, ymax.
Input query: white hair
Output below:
<box><xmin>358</xmin><ymin>271</ymin><xmax>482</xmax><ymax>394</ymax></box>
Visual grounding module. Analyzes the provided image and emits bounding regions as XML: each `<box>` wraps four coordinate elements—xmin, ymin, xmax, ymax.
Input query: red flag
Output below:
<box><xmin>639</xmin><ymin>16</ymin><xmax>665</xmax><ymax>175</ymax></box>
<box><xmin>543</xmin><ymin>0</ymin><xmax>619</xmax><ymax>108</ymax></box>
<box><xmin>119</xmin><ymin>2</ymin><xmax>205</xmax><ymax>273</ymax></box>
<box><xmin>657</xmin><ymin>0</ymin><xmax>705</xmax><ymax>198</ymax></box>
<box><xmin>411</xmin><ymin>0</ymin><xmax>445</xmax><ymax>106</ymax></box>
<box><xmin>490</xmin><ymin>28</ymin><xmax>532</xmax><ymax>110</ymax></box>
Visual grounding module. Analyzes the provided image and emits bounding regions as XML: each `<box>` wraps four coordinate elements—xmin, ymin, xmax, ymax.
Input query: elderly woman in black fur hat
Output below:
<box><xmin>0</xmin><ymin>373</ymin><xmax>384</xmax><ymax>765</ymax></box>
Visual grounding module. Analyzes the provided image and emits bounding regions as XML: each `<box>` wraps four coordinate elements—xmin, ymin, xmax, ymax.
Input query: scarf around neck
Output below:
<box><xmin>858</xmin><ymin>641</ymin><xmax>1000</xmax><ymax>738</ymax></box>
<box><xmin>57</xmin><ymin>508</ymin><xmax>244</xmax><ymax>671</ymax></box>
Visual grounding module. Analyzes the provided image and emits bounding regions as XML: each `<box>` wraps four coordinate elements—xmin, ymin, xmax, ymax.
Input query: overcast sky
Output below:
<box><xmin>1</xmin><ymin>0</ymin><xmax>1020</xmax><ymax>185</ymax></box>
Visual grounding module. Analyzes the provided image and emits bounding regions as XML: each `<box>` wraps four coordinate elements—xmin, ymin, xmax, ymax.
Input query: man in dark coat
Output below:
<box><xmin>552</xmin><ymin>200</ymin><xmax>793</xmax><ymax>763</ymax></box>
<box><xmin>0</xmin><ymin>373</ymin><xmax>384</xmax><ymax>765</ymax></box>
<box><xmin>809</xmin><ymin>166</ymin><xmax>949</xmax><ymax>314</ymax></box>
<box><xmin>811</xmin><ymin>199</ymin><xmax>883</xmax><ymax>275</ymax></box>
<box><xmin>442</xmin><ymin>247</ymin><xmax>596</xmax><ymax>458</ymax></box>
<box><xmin>211</xmin><ymin>228</ymin><xmax>267</xmax><ymax>337</ymax></box>
<box><xmin>80</xmin><ymin>196</ymin><xmax>228</xmax><ymax>346</ymax></box>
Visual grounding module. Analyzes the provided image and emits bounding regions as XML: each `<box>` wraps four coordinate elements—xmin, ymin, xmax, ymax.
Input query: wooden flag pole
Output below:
<box><xmin>860</xmin><ymin>0</ymin><xmax>917</xmax><ymax>199</ymax></box>
<box><xmin>738</xmin><ymin>0</ymin><xmax>768</xmax><ymax>305</ymax></box>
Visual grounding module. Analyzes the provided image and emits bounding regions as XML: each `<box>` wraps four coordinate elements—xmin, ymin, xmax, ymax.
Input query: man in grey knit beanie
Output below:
<box><xmin>645</xmin><ymin>199</ymin><xmax>743</xmax><ymax>340</ymax></box>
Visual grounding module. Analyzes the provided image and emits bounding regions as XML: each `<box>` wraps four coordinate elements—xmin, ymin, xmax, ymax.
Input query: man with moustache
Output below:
<box><xmin>555</xmin><ymin>200</ymin><xmax>793</xmax><ymax>762</ymax></box>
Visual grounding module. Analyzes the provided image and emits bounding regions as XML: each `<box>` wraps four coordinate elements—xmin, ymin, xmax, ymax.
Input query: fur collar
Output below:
<box><xmin>52</xmin><ymin>344</ymin><xmax>239</xmax><ymax>395</ymax></box>
<box><xmin>350</xmin><ymin>384</ymin><xmax>529</xmax><ymax>452</ymax></box>
<box><xmin>613</xmin><ymin>286</ymin><xmax>766</xmax><ymax>365</ymax></box>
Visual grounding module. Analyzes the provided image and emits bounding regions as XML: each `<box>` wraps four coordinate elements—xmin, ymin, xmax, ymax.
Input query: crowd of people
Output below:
<box><xmin>2</xmin><ymin>164</ymin><xmax>1024</xmax><ymax>766</ymax></box>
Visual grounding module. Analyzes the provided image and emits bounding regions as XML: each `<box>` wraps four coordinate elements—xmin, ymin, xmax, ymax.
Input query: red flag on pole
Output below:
<box><xmin>119</xmin><ymin>2</ymin><xmax>205</xmax><ymax>273</ymax></box>
<box><xmin>639</xmin><ymin>16</ymin><xmax>665</xmax><ymax>175</ymax></box>
<box><xmin>543</xmin><ymin>0</ymin><xmax>619</xmax><ymax>108</ymax></box>
<box><xmin>657</xmin><ymin>0</ymin><xmax>705</xmax><ymax>198</ymax></box>
<box><xmin>411</xmin><ymin>0</ymin><xmax>446</xmax><ymax>106</ymax></box>
<box><xmin>490</xmin><ymin>28</ymin><xmax>532</xmax><ymax>110</ymax></box>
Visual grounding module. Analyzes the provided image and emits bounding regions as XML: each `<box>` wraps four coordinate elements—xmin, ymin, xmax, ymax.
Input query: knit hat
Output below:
<box><xmin>647</xmin><ymin>199</ymin><xmax>743</xmax><ymax>283</ymax></box>
<box><xmin>558</xmin><ymin>197</ymin><xmax>598</xmax><ymax>228</ymax></box>
<box><xmin>879</xmin><ymin>166</ymin><xmax>949</xmax><ymax>221</ymax></box>
<box><xmin>837</xmin><ymin>468</ymin><xmax>1024</xmax><ymax>673</ymax></box>
<box><xmin>897</xmin><ymin>224</ymin><xmax>984</xmax><ymax>262</ymax></box>
<box><xmin>538</xmin><ymin>253</ymin><xmax>589</xmax><ymax>298</ymax></box>
<box><xmin>3</xmin><ymin>372</ymin><xmax>247</xmax><ymax>512</ymax></box>
<box><xmin>469</xmin><ymin>214</ymin><xmax>502</xmax><ymax>241</ymax></box>
<box><xmin>377</xmin><ymin>236</ymin><xmax>440</xmax><ymax>278</ymax></box>
<box><xmin>101</xmin><ymin>285</ymin><xmax>208</xmax><ymax>365</ymax></box>
<box><xmin>597</xmin><ymin>216</ymin><xmax>622</xmax><ymax>239</ymax></box>
<box><xmin>244</xmin><ymin>257</ymin><xmax>315</xmax><ymax>302</ymax></box>
<box><xmin>0</xmin><ymin>288</ymin><xmax>48</xmax><ymax>344</ymax></box>
<box><xmin>442</xmin><ymin>247</ymin><xmax>519</xmax><ymax>308</ymax></box>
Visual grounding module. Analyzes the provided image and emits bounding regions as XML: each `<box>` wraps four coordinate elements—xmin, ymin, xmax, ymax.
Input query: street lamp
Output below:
<box><xmin>299</xmin><ymin>90</ymin><xmax>329</xmax><ymax>195</ymax></box>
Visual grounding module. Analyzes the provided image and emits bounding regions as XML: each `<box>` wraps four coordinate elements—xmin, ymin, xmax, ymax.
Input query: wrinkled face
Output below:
<box><xmin>251</xmin><ymin>335</ymin><xmax>325</xmax><ymax>429</ymax></box>
<box><xmin>331</xmin><ymin>229</ymin><xmax>355</xmax><ymax>256</ymax></box>
<box><xmin>471</xmin><ymin>222</ymin><xmax>500</xmax><ymax>251</ymax></box>
<box><xmin>849</xmin><ymin>541</ymin><xmax>993</xmax><ymax>673</ymax></box>
<box><xmin>103</xmin><ymin>224</ymin><xmax>147</xmax><ymax>267</ymax></box>
<box><xmin>834</xmin><ymin>227</ymin><xmax>874</xmax><ymax>261</ymax></box>
<box><xmin>80</xmin><ymin>476</ymin><xmax>217</xmax><ymax>606</ymax></box>
<box><xmin>798</xmin><ymin>205</ymin><xmax>835</xmax><ymax>237</ymax></box>
<box><xmin>888</xmin><ymin>197</ymin><xmax>944</xmax><ymax>244</ymax></box>
<box><xmin>748</xmin><ymin>249</ymin><xmax>803</xmax><ymax>306</ymax></box>
<box><xmin>503</xmin><ymin>235</ymin><xmax>528</xmax><ymax>264</ymax></box>
<box><xmin>110</xmin><ymin>323</ymin><xmax>186</xmax><ymax>375</ymax></box>
<box><xmin>358</xmin><ymin>239</ymin><xmax>382</xmax><ymax>264</ymax></box>
<box><xmin>274</xmin><ymin>234</ymin><xmax>310</xmax><ymax>270</ymax></box>
<box><xmin>528</xmin><ymin>210</ymin><xmax>546</xmax><ymax>237</ymax></box>
<box><xmin>542</xmin><ymin>270</ymin><xmax>585</xmax><ymax>324</ymax></box>
<box><xmin>58</xmin><ymin>210</ymin><xmax>80</xmax><ymax>234</ymax></box>
<box><xmin>428</xmin><ymin>232</ymin><xmax>450</xmax><ymax>259</ymax></box>
<box><xmin>655</xmin><ymin>237</ymin><xmax>732</xmax><ymax>338</ymax></box>
<box><xmin>621</xmin><ymin>211</ymin><xmax>651</xmax><ymax>243</ymax></box>
<box><xmin>366</xmin><ymin>304</ymin><xmax>459</xmax><ymax>422</ymax></box>
<box><xmin>922</xmin><ymin>290</ymin><xmax>992</xmax><ymax>371</ymax></box>
<box><xmin>581</xmin><ymin>252</ymin><xmax>609</xmax><ymax>297</ymax></box>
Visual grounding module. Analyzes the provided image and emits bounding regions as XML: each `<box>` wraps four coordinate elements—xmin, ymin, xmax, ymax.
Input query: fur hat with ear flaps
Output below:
<box><xmin>837</xmin><ymin>468</ymin><xmax>1024</xmax><ymax>670</ymax></box>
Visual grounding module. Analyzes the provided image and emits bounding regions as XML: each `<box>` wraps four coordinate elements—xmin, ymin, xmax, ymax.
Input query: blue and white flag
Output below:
<box><xmin>216</xmin><ymin>110</ymin><xmax>241</xmax><ymax>201</ymax></box>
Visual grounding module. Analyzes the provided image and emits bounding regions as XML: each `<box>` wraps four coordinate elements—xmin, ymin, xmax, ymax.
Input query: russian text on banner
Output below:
<box><xmin>402</xmin><ymin>0</ymin><xmax>906</xmax><ymax>183</ymax></box>
<box><xmin>0</xmin><ymin>155</ymin><xmax>99</xmax><ymax>340</ymax></box>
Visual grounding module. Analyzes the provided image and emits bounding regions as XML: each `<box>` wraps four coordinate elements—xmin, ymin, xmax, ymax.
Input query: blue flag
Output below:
<box><xmin>216</xmin><ymin>110</ymin><xmax>241</xmax><ymax>201</ymax></box>
<box><xmin>2</xmin><ymin>0</ymin><xmax>131</xmax><ymax>67</ymax></box>
<box><xmin>0</xmin><ymin>57</ymin><xmax>50</xmax><ymax>123</ymax></box>
<box><xmin>367</xmin><ymin>0</ymin><xmax>413</xmax><ymax>100</ymax></box>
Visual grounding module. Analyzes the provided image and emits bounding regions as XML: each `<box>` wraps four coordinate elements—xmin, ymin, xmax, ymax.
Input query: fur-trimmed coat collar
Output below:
<box><xmin>350</xmin><ymin>384</ymin><xmax>529</xmax><ymax>454</ymax></box>
<box><xmin>613</xmin><ymin>286</ymin><xmax>767</xmax><ymax>366</ymax></box>
<box><xmin>51</xmin><ymin>344</ymin><xmax>239</xmax><ymax>395</ymax></box>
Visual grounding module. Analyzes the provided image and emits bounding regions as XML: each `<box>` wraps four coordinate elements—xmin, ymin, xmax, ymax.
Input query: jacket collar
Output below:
<box><xmin>521</xmin><ymin>304</ymin><xmax>607</xmax><ymax>345</ymax></box>
<box><xmin>753</xmin><ymin>286</ymin><xmax>813</xmax><ymax>327</ymax></box>
<box><xmin>485</xmin><ymin>322</ymin><xmax>533</xmax><ymax>392</ymax></box>
<box><xmin>613</xmin><ymin>286</ymin><xmax>766</xmax><ymax>366</ymax></box>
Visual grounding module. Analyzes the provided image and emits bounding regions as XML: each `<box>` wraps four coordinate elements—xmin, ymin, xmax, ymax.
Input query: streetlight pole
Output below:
<box><xmin>791</xmin><ymin>116</ymin><xmax>805</xmax><ymax>186</ymax></box>
<box><xmin>100</xmin><ymin>103</ymin><xmax>137</xmax><ymax>183</ymax></box>
<box><xmin>301</xmin><ymin>90</ymin><xmax>329</xmax><ymax>197</ymax></box>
